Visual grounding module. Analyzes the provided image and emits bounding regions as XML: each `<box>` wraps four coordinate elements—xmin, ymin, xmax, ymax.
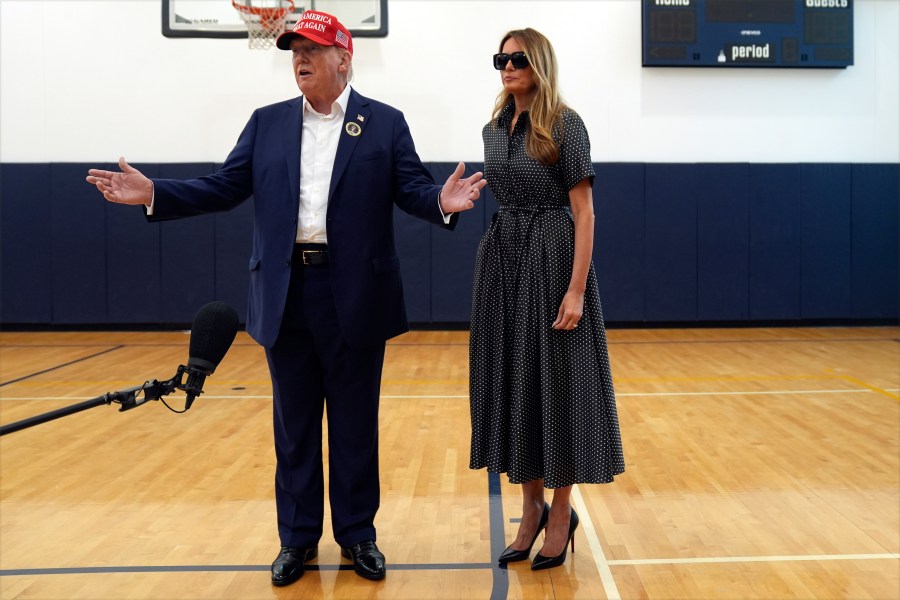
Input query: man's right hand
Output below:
<box><xmin>86</xmin><ymin>157</ymin><xmax>153</xmax><ymax>206</ymax></box>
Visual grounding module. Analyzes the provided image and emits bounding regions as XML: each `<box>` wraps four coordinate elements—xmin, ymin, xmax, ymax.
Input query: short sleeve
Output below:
<box><xmin>557</xmin><ymin>109</ymin><xmax>595</xmax><ymax>190</ymax></box>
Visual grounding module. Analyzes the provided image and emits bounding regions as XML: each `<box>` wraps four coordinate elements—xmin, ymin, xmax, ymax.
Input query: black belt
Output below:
<box><xmin>293</xmin><ymin>243</ymin><xmax>329</xmax><ymax>266</ymax></box>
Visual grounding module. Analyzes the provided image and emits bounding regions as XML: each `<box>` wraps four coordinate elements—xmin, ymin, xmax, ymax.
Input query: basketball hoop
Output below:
<box><xmin>232</xmin><ymin>0</ymin><xmax>295</xmax><ymax>50</ymax></box>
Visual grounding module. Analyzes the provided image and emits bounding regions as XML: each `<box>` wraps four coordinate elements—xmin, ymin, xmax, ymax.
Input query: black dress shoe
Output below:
<box><xmin>531</xmin><ymin>509</ymin><xmax>579</xmax><ymax>571</ymax></box>
<box><xmin>498</xmin><ymin>502</ymin><xmax>550</xmax><ymax>563</ymax></box>
<box><xmin>340</xmin><ymin>540</ymin><xmax>386</xmax><ymax>581</ymax></box>
<box><xmin>271</xmin><ymin>545</ymin><xmax>318</xmax><ymax>586</ymax></box>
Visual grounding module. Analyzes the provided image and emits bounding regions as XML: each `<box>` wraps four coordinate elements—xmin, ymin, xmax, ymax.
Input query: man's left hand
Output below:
<box><xmin>439</xmin><ymin>162</ymin><xmax>488</xmax><ymax>214</ymax></box>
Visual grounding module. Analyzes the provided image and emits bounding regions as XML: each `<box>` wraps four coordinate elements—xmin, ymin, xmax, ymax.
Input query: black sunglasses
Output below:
<box><xmin>493</xmin><ymin>52</ymin><xmax>529</xmax><ymax>70</ymax></box>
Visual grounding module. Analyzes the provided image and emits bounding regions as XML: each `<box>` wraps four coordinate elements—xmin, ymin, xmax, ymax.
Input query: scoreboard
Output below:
<box><xmin>642</xmin><ymin>0</ymin><xmax>854</xmax><ymax>68</ymax></box>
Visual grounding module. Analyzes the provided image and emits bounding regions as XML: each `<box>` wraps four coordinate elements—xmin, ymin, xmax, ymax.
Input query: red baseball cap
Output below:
<box><xmin>276</xmin><ymin>10</ymin><xmax>353</xmax><ymax>54</ymax></box>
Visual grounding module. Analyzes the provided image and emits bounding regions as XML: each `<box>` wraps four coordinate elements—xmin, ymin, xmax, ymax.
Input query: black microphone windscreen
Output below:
<box><xmin>187</xmin><ymin>301</ymin><xmax>239</xmax><ymax>372</ymax></box>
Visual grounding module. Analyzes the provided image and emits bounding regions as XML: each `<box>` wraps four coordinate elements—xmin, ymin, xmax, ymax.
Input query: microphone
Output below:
<box><xmin>182</xmin><ymin>301</ymin><xmax>240</xmax><ymax>410</ymax></box>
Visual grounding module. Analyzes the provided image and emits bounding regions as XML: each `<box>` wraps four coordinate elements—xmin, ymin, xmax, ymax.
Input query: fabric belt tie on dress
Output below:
<box><xmin>498</xmin><ymin>205</ymin><xmax>569</xmax><ymax>213</ymax></box>
<box><xmin>494</xmin><ymin>205</ymin><xmax>571</xmax><ymax>238</ymax></box>
<box><xmin>492</xmin><ymin>205</ymin><xmax>572</xmax><ymax>288</ymax></box>
<box><xmin>293</xmin><ymin>243</ymin><xmax>329</xmax><ymax>266</ymax></box>
<box><xmin>493</xmin><ymin>204</ymin><xmax>570</xmax><ymax>232</ymax></box>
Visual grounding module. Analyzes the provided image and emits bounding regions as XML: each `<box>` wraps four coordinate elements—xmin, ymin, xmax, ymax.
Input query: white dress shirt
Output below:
<box><xmin>296</xmin><ymin>84</ymin><xmax>352</xmax><ymax>243</ymax></box>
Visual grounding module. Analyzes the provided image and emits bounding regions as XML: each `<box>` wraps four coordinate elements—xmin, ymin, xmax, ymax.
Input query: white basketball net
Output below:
<box><xmin>233</xmin><ymin>0</ymin><xmax>295</xmax><ymax>50</ymax></box>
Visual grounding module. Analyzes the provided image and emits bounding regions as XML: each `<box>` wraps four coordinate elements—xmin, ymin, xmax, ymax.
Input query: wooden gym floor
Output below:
<box><xmin>0</xmin><ymin>326</ymin><xmax>898</xmax><ymax>599</ymax></box>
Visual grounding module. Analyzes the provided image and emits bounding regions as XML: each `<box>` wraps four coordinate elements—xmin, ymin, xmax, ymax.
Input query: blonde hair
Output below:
<box><xmin>491</xmin><ymin>28</ymin><xmax>566</xmax><ymax>165</ymax></box>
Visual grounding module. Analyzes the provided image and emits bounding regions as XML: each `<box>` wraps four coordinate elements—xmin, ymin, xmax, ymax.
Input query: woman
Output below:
<box><xmin>469</xmin><ymin>28</ymin><xmax>625</xmax><ymax>571</ymax></box>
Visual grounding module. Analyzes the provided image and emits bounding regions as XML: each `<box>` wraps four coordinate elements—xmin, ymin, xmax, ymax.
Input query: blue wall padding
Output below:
<box><xmin>697</xmin><ymin>163</ymin><xmax>750</xmax><ymax>321</ymax></box>
<box><xmin>394</xmin><ymin>203</ymin><xmax>432</xmax><ymax>323</ymax></box>
<box><xmin>595</xmin><ymin>163</ymin><xmax>646</xmax><ymax>322</ymax></box>
<box><xmin>851</xmin><ymin>164</ymin><xmax>899</xmax><ymax>318</ymax></box>
<box><xmin>800</xmin><ymin>164</ymin><xmax>853</xmax><ymax>319</ymax></box>
<box><xmin>1</xmin><ymin>163</ymin><xmax>53</xmax><ymax>323</ymax></box>
<box><xmin>427</xmin><ymin>162</ymin><xmax>486</xmax><ymax>323</ymax></box>
<box><xmin>50</xmin><ymin>163</ymin><xmax>109</xmax><ymax>324</ymax></box>
<box><xmin>156</xmin><ymin>163</ymin><xmax>218</xmax><ymax>323</ymax></box>
<box><xmin>749</xmin><ymin>164</ymin><xmax>802</xmax><ymax>320</ymax></box>
<box><xmin>106</xmin><ymin>163</ymin><xmax>162</xmax><ymax>324</ymax></box>
<box><xmin>644</xmin><ymin>163</ymin><xmax>699</xmax><ymax>321</ymax></box>
<box><xmin>1</xmin><ymin>162</ymin><xmax>896</xmax><ymax>326</ymax></box>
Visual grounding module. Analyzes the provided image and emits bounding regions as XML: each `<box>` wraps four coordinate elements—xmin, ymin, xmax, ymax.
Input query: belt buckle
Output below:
<box><xmin>302</xmin><ymin>250</ymin><xmax>315</xmax><ymax>265</ymax></box>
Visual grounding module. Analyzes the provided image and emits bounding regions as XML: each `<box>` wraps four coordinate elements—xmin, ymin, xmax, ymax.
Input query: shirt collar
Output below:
<box><xmin>303</xmin><ymin>84</ymin><xmax>352</xmax><ymax>118</ymax></box>
<box><xmin>497</xmin><ymin>97</ymin><xmax>527</xmax><ymax>128</ymax></box>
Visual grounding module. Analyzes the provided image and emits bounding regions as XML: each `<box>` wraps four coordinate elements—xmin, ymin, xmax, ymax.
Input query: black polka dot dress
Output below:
<box><xmin>469</xmin><ymin>100</ymin><xmax>625</xmax><ymax>488</ymax></box>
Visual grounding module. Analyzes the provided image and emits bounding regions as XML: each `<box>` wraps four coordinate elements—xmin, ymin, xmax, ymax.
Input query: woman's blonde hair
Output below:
<box><xmin>491</xmin><ymin>28</ymin><xmax>566</xmax><ymax>165</ymax></box>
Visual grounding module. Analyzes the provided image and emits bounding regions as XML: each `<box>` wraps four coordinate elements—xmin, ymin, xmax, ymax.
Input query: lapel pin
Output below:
<box><xmin>357</xmin><ymin>114</ymin><xmax>365</xmax><ymax>122</ymax></box>
<box><xmin>345</xmin><ymin>121</ymin><xmax>362</xmax><ymax>137</ymax></box>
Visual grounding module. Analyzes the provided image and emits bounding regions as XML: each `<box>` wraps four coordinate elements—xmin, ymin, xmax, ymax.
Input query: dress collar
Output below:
<box><xmin>497</xmin><ymin>97</ymin><xmax>529</xmax><ymax>130</ymax></box>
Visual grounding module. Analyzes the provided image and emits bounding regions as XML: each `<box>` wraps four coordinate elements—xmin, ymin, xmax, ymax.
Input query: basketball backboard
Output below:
<box><xmin>162</xmin><ymin>0</ymin><xmax>388</xmax><ymax>38</ymax></box>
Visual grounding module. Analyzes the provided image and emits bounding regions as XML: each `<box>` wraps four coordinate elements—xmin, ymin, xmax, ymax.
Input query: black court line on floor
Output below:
<box><xmin>0</xmin><ymin>472</ymin><xmax>512</xmax><ymax>599</ymax></box>
<box><xmin>488</xmin><ymin>471</ymin><xmax>510</xmax><ymax>600</ymax></box>
<box><xmin>0</xmin><ymin>346</ymin><xmax>125</xmax><ymax>387</ymax></box>
<box><xmin>0</xmin><ymin>563</ymin><xmax>495</xmax><ymax>577</ymax></box>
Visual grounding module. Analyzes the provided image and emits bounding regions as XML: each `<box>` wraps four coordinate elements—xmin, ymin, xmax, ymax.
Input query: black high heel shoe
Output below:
<box><xmin>497</xmin><ymin>502</ymin><xmax>550</xmax><ymax>563</ymax></box>
<box><xmin>531</xmin><ymin>508</ymin><xmax>579</xmax><ymax>570</ymax></box>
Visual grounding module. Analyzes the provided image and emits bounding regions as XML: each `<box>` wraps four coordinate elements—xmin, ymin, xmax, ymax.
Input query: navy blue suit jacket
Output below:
<box><xmin>150</xmin><ymin>89</ymin><xmax>457</xmax><ymax>348</ymax></box>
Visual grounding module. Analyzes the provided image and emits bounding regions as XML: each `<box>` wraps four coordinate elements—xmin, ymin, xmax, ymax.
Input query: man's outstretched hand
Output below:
<box><xmin>439</xmin><ymin>162</ymin><xmax>488</xmax><ymax>214</ymax></box>
<box><xmin>86</xmin><ymin>157</ymin><xmax>153</xmax><ymax>206</ymax></box>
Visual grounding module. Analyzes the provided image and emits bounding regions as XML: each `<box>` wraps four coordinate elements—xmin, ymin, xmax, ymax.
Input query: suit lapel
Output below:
<box><xmin>284</xmin><ymin>97</ymin><xmax>303</xmax><ymax>205</ymax></box>
<box><xmin>329</xmin><ymin>90</ymin><xmax>371</xmax><ymax>201</ymax></box>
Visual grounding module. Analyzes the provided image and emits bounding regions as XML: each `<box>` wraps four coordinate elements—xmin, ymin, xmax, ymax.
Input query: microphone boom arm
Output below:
<box><xmin>0</xmin><ymin>367</ymin><xmax>188</xmax><ymax>436</ymax></box>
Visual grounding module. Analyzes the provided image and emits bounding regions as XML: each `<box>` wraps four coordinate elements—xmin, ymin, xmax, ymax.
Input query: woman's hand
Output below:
<box><xmin>552</xmin><ymin>289</ymin><xmax>584</xmax><ymax>330</ymax></box>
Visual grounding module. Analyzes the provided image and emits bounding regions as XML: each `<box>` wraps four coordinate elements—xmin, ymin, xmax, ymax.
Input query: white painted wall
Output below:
<box><xmin>1</xmin><ymin>0</ymin><xmax>898</xmax><ymax>163</ymax></box>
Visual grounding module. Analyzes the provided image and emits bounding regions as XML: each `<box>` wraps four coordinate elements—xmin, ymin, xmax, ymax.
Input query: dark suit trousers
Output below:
<box><xmin>265</xmin><ymin>247</ymin><xmax>386</xmax><ymax>549</ymax></box>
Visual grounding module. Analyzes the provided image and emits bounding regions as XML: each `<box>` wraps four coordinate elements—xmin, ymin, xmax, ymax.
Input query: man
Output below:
<box><xmin>86</xmin><ymin>10</ymin><xmax>486</xmax><ymax>586</ymax></box>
